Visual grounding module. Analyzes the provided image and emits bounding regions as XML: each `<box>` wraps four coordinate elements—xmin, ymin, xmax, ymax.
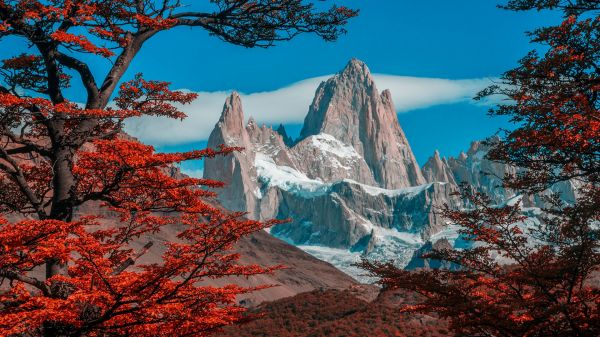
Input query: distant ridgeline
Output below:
<box><xmin>203</xmin><ymin>59</ymin><xmax>580</xmax><ymax>280</ymax></box>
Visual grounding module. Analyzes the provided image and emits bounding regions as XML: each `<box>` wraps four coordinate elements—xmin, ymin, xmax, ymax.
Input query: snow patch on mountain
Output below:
<box><xmin>429</xmin><ymin>223</ymin><xmax>462</xmax><ymax>245</ymax></box>
<box><xmin>297</xmin><ymin>225</ymin><xmax>459</xmax><ymax>281</ymax></box>
<box><xmin>344</xmin><ymin>179</ymin><xmax>442</xmax><ymax>198</ymax></box>
<box><xmin>254</xmin><ymin>153</ymin><xmax>329</xmax><ymax>198</ymax></box>
<box><xmin>308</xmin><ymin>134</ymin><xmax>362</xmax><ymax>159</ymax></box>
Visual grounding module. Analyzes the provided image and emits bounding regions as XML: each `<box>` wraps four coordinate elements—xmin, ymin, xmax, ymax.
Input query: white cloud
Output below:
<box><xmin>374</xmin><ymin>75</ymin><xmax>494</xmax><ymax>112</ymax></box>
<box><xmin>125</xmin><ymin>74</ymin><xmax>495</xmax><ymax>146</ymax></box>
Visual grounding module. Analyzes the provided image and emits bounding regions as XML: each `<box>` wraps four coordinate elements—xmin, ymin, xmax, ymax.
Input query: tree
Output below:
<box><xmin>0</xmin><ymin>0</ymin><xmax>357</xmax><ymax>336</ymax></box>
<box><xmin>360</xmin><ymin>2</ymin><xmax>599</xmax><ymax>336</ymax></box>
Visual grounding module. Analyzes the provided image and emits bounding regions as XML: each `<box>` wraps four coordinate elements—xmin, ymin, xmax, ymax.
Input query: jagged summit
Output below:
<box><xmin>208</xmin><ymin>60</ymin><xmax>424</xmax><ymax>189</ymax></box>
<box><xmin>204</xmin><ymin>60</ymin><xmax>446</xmax><ymax>258</ymax></box>
<box><xmin>422</xmin><ymin>150</ymin><xmax>456</xmax><ymax>185</ymax></box>
<box><xmin>339</xmin><ymin>58</ymin><xmax>375</xmax><ymax>85</ymax></box>
<box><xmin>299</xmin><ymin>58</ymin><xmax>377</xmax><ymax>141</ymax></box>
<box><xmin>346</xmin><ymin>57</ymin><xmax>367</xmax><ymax>69</ymax></box>
<box><xmin>298</xmin><ymin>58</ymin><xmax>424</xmax><ymax>188</ymax></box>
<box><xmin>247</xmin><ymin>116</ymin><xmax>256</xmax><ymax>127</ymax></box>
<box><xmin>276</xmin><ymin>124</ymin><xmax>294</xmax><ymax>147</ymax></box>
<box><xmin>204</xmin><ymin>92</ymin><xmax>258</xmax><ymax>214</ymax></box>
<box><xmin>219</xmin><ymin>91</ymin><xmax>245</xmax><ymax>130</ymax></box>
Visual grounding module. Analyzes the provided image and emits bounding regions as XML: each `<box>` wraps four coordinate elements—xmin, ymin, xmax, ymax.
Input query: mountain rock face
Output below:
<box><xmin>299</xmin><ymin>59</ymin><xmax>425</xmax><ymax>189</ymax></box>
<box><xmin>439</xmin><ymin>140</ymin><xmax>516</xmax><ymax>203</ymax></box>
<box><xmin>405</xmin><ymin>238</ymin><xmax>459</xmax><ymax>270</ymax></box>
<box><xmin>203</xmin><ymin>93</ymin><xmax>259</xmax><ymax>214</ymax></box>
<box><xmin>421</xmin><ymin>140</ymin><xmax>580</xmax><ymax>207</ymax></box>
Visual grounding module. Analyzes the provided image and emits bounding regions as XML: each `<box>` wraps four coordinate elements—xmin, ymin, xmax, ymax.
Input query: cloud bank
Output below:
<box><xmin>125</xmin><ymin>74</ymin><xmax>495</xmax><ymax>146</ymax></box>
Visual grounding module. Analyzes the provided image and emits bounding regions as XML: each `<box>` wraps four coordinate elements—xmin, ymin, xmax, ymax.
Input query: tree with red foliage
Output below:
<box><xmin>361</xmin><ymin>2</ymin><xmax>599</xmax><ymax>336</ymax></box>
<box><xmin>0</xmin><ymin>0</ymin><xmax>357</xmax><ymax>336</ymax></box>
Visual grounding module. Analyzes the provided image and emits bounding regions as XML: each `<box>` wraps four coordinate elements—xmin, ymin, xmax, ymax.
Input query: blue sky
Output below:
<box><xmin>127</xmin><ymin>0</ymin><xmax>558</xmax><ymax>91</ymax></box>
<box><xmin>1</xmin><ymin>1</ymin><xmax>562</xmax><ymax>175</ymax></box>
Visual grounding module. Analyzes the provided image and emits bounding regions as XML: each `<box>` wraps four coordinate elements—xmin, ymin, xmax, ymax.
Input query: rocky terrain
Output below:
<box><xmin>203</xmin><ymin>59</ymin><xmax>579</xmax><ymax>280</ymax></box>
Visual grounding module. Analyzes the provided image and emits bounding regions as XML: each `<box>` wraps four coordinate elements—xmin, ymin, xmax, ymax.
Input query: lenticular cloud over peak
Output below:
<box><xmin>125</xmin><ymin>73</ymin><xmax>494</xmax><ymax>146</ymax></box>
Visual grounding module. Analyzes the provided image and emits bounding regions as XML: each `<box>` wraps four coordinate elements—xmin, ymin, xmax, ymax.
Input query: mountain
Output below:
<box><xmin>422</xmin><ymin>150</ymin><xmax>456</xmax><ymax>186</ymax></box>
<box><xmin>421</xmin><ymin>139</ymin><xmax>580</xmax><ymax>207</ymax></box>
<box><xmin>203</xmin><ymin>93</ymin><xmax>260</xmax><ymax>214</ymax></box>
<box><xmin>203</xmin><ymin>59</ymin><xmax>579</xmax><ymax>280</ymax></box>
<box><xmin>425</xmin><ymin>139</ymin><xmax>515</xmax><ymax>203</ymax></box>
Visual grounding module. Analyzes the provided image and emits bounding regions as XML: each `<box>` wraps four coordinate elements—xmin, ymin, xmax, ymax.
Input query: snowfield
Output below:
<box><xmin>295</xmin><ymin>225</ymin><xmax>462</xmax><ymax>282</ymax></box>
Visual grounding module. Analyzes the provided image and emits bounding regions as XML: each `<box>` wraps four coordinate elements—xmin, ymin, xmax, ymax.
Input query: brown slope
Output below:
<box><xmin>201</xmin><ymin>230</ymin><xmax>358</xmax><ymax>305</ymax></box>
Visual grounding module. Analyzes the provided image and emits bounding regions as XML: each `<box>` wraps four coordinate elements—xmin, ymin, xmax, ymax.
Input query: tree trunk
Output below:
<box><xmin>46</xmin><ymin>145</ymin><xmax>76</xmax><ymax>279</ymax></box>
<box><xmin>40</xmin><ymin>35</ymin><xmax>147</xmax><ymax>337</ymax></box>
<box><xmin>43</xmin><ymin>146</ymin><xmax>79</xmax><ymax>337</ymax></box>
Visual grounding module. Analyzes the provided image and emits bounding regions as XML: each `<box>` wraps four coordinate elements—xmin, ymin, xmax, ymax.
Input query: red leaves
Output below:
<box><xmin>6</xmin><ymin>0</ymin><xmax>127</xmax><ymax>50</ymax></box>
<box><xmin>0</xmin><ymin>92</ymin><xmax>122</xmax><ymax>119</ymax></box>
<box><xmin>0</xmin><ymin>218</ymin><xmax>75</xmax><ymax>271</ymax></box>
<box><xmin>0</xmin><ymin>136</ymin><xmax>279</xmax><ymax>335</ymax></box>
<box><xmin>0</xmin><ymin>214</ymin><xmax>271</xmax><ymax>334</ymax></box>
<box><xmin>1</xmin><ymin>53</ymin><xmax>70</xmax><ymax>93</ymax></box>
<box><xmin>134</xmin><ymin>14</ymin><xmax>178</xmax><ymax>30</ymax></box>
<box><xmin>115</xmin><ymin>74</ymin><xmax>198</xmax><ymax>120</ymax></box>
<box><xmin>483</xmin><ymin>14</ymin><xmax>600</xmax><ymax>193</ymax></box>
<box><xmin>50</xmin><ymin>31</ymin><xmax>115</xmax><ymax>57</ymax></box>
<box><xmin>73</xmin><ymin>138</ymin><xmax>236</xmax><ymax>216</ymax></box>
<box><xmin>0</xmin><ymin>71</ymin><xmax>196</xmax><ymax>120</ymax></box>
<box><xmin>1</xmin><ymin>54</ymin><xmax>40</xmax><ymax>69</ymax></box>
<box><xmin>0</xmin><ymin>110</ymin><xmax>275</xmax><ymax>335</ymax></box>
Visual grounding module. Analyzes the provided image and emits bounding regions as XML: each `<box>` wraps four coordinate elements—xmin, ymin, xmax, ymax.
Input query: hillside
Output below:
<box><xmin>217</xmin><ymin>289</ymin><xmax>450</xmax><ymax>337</ymax></box>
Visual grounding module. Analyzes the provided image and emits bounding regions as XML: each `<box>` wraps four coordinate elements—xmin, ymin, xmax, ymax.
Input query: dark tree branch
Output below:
<box><xmin>55</xmin><ymin>52</ymin><xmax>99</xmax><ymax>106</ymax></box>
<box><xmin>0</xmin><ymin>269</ymin><xmax>50</xmax><ymax>295</ymax></box>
